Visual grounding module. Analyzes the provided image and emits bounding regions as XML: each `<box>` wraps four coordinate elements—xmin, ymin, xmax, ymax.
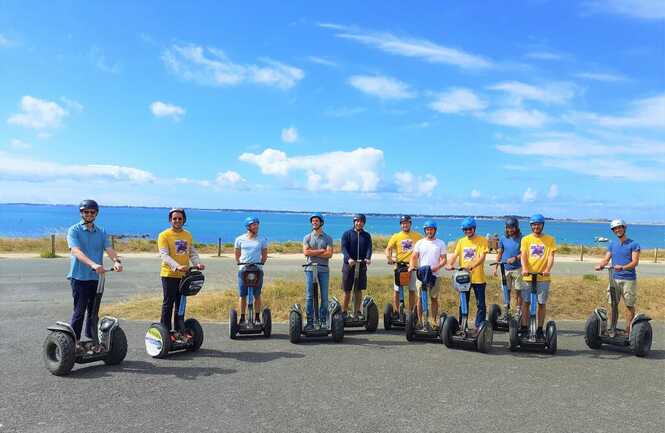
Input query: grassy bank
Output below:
<box><xmin>102</xmin><ymin>275</ymin><xmax>665</xmax><ymax>322</ymax></box>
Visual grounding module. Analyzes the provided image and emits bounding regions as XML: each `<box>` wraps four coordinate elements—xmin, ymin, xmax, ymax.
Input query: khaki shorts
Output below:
<box><xmin>417</xmin><ymin>276</ymin><xmax>443</xmax><ymax>298</ymax></box>
<box><xmin>608</xmin><ymin>279</ymin><xmax>637</xmax><ymax>307</ymax></box>
<box><xmin>504</xmin><ymin>269</ymin><xmax>524</xmax><ymax>292</ymax></box>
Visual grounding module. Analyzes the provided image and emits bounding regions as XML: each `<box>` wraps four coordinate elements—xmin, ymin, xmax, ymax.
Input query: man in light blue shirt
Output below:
<box><xmin>234</xmin><ymin>216</ymin><xmax>268</xmax><ymax>324</ymax></box>
<box><xmin>66</xmin><ymin>200</ymin><xmax>123</xmax><ymax>341</ymax></box>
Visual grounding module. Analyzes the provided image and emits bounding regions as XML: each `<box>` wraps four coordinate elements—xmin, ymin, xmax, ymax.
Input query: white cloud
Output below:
<box><xmin>584</xmin><ymin>0</ymin><xmax>665</xmax><ymax>20</ymax></box>
<box><xmin>281</xmin><ymin>127</ymin><xmax>298</xmax><ymax>143</ymax></box>
<box><xmin>324</xmin><ymin>106</ymin><xmax>367</xmax><ymax>117</ymax></box>
<box><xmin>394</xmin><ymin>171</ymin><xmax>438</xmax><ymax>196</ymax></box>
<box><xmin>348</xmin><ymin>75</ymin><xmax>415</xmax><ymax>100</ymax></box>
<box><xmin>547</xmin><ymin>184</ymin><xmax>559</xmax><ymax>199</ymax></box>
<box><xmin>429</xmin><ymin>88</ymin><xmax>487</xmax><ymax>114</ymax></box>
<box><xmin>489</xmin><ymin>81</ymin><xmax>576</xmax><ymax>105</ymax></box>
<box><xmin>215</xmin><ymin>170</ymin><xmax>245</xmax><ymax>185</ymax></box>
<box><xmin>574</xmin><ymin>72</ymin><xmax>627</xmax><ymax>82</ymax></box>
<box><xmin>163</xmin><ymin>44</ymin><xmax>304</xmax><ymax>90</ymax></box>
<box><xmin>522</xmin><ymin>187</ymin><xmax>537</xmax><ymax>203</ymax></box>
<box><xmin>307</xmin><ymin>56</ymin><xmax>338</xmax><ymax>67</ymax></box>
<box><xmin>470</xmin><ymin>189</ymin><xmax>481</xmax><ymax>199</ymax></box>
<box><xmin>150</xmin><ymin>101</ymin><xmax>186</xmax><ymax>121</ymax></box>
<box><xmin>566</xmin><ymin>94</ymin><xmax>665</xmax><ymax>129</ymax></box>
<box><xmin>525</xmin><ymin>51</ymin><xmax>565</xmax><ymax>61</ymax></box>
<box><xmin>90</xmin><ymin>46</ymin><xmax>121</xmax><ymax>74</ymax></box>
<box><xmin>60</xmin><ymin>97</ymin><xmax>84</xmax><ymax>112</ymax></box>
<box><xmin>239</xmin><ymin>147</ymin><xmax>383</xmax><ymax>192</ymax></box>
<box><xmin>7</xmin><ymin>96</ymin><xmax>68</xmax><ymax>130</ymax></box>
<box><xmin>320</xmin><ymin>23</ymin><xmax>492</xmax><ymax>69</ymax></box>
<box><xmin>486</xmin><ymin>109</ymin><xmax>550</xmax><ymax>128</ymax></box>
<box><xmin>0</xmin><ymin>34</ymin><xmax>12</xmax><ymax>47</ymax></box>
<box><xmin>8</xmin><ymin>139</ymin><xmax>32</xmax><ymax>150</ymax></box>
<box><xmin>545</xmin><ymin>158</ymin><xmax>665</xmax><ymax>182</ymax></box>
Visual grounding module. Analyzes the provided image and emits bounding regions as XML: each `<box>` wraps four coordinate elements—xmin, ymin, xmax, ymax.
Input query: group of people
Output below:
<box><xmin>65</xmin><ymin>199</ymin><xmax>642</xmax><ymax>349</ymax></box>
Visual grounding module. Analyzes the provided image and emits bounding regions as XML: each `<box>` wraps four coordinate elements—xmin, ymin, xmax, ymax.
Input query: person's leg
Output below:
<box><xmin>84</xmin><ymin>281</ymin><xmax>98</xmax><ymax>340</ymax></box>
<box><xmin>393</xmin><ymin>285</ymin><xmax>400</xmax><ymax>313</ymax></box>
<box><xmin>160</xmin><ymin>277</ymin><xmax>174</xmax><ymax>329</ymax></box>
<box><xmin>356</xmin><ymin>264</ymin><xmax>367</xmax><ymax>315</ymax></box>
<box><xmin>319</xmin><ymin>271</ymin><xmax>330</xmax><ymax>323</ymax></box>
<box><xmin>172</xmin><ymin>279</ymin><xmax>184</xmax><ymax>331</ymax></box>
<box><xmin>69</xmin><ymin>279</ymin><xmax>88</xmax><ymax>340</ymax></box>
<box><xmin>621</xmin><ymin>280</ymin><xmax>637</xmax><ymax>333</ymax></box>
<box><xmin>342</xmin><ymin>264</ymin><xmax>352</xmax><ymax>315</ymax></box>
<box><xmin>459</xmin><ymin>290</ymin><xmax>471</xmax><ymax>322</ymax></box>
<box><xmin>237</xmin><ymin>271</ymin><xmax>248</xmax><ymax>322</ymax></box>
<box><xmin>536</xmin><ymin>282</ymin><xmax>550</xmax><ymax>332</ymax></box>
<box><xmin>408</xmin><ymin>271</ymin><xmax>417</xmax><ymax>312</ymax></box>
<box><xmin>430</xmin><ymin>279</ymin><xmax>442</xmax><ymax>326</ymax></box>
<box><xmin>474</xmin><ymin>283</ymin><xmax>487</xmax><ymax>328</ymax></box>
<box><xmin>521</xmin><ymin>287</ymin><xmax>531</xmax><ymax>329</ymax></box>
<box><xmin>305</xmin><ymin>270</ymin><xmax>314</xmax><ymax>324</ymax></box>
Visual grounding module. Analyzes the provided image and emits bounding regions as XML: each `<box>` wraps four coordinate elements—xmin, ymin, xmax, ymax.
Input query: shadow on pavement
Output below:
<box><xmin>68</xmin><ymin>360</ymin><xmax>237</xmax><ymax>380</ymax></box>
<box><xmin>343</xmin><ymin>336</ymin><xmax>411</xmax><ymax>347</ymax></box>
<box><xmin>169</xmin><ymin>348</ymin><xmax>305</xmax><ymax>363</ymax></box>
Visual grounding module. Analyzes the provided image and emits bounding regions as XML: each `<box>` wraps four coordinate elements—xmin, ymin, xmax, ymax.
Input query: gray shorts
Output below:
<box><xmin>521</xmin><ymin>281</ymin><xmax>550</xmax><ymax>305</ymax></box>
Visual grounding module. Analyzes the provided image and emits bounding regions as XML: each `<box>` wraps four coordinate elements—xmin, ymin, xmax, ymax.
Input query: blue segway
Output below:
<box><xmin>488</xmin><ymin>262</ymin><xmax>511</xmax><ymax>332</ymax></box>
<box><xmin>508</xmin><ymin>272</ymin><xmax>556</xmax><ymax>354</ymax></box>
<box><xmin>405</xmin><ymin>266</ymin><xmax>447</xmax><ymax>342</ymax></box>
<box><xmin>229</xmin><ymin>263</ymin><xmax>272</xmax><ymax>339</ymax></box>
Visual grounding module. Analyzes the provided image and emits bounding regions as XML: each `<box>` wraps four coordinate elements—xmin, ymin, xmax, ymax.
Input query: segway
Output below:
<box><xmin>488</xmin><ymin>262</ymin><xmax>511</xmax><ymax>332</ymax></box>
<box><xmin>43</xmin><ymin>269</ymin><xmax>127</xmax><ymax>376</ymax></box>
<box><xmin>405</xmin><ymin>266</ymin><xmax>447</xmax><ymax>342</ymax></box>
<box><xmin>145</xmin><ymin>267</ymin><xmax>205</xmax><ymax>358</ymax></box>
<box><xmin>584</xmin><ymin>266</ymin><xmax>652</xmax><ymax>357</ymax></box>
<box><xmin>441</xmin><ymin>269</ymin><xmax>493</xmax><ymax>353</ymax></box>
<box><xmin>384</xmin><ymin>262</ymin><xmax>411</xmax><ymax>330</ymax></box>
<box><xmin>508</xmin><ymin>272</ymin><xmax>557</xmax><ymax>354</ymax></box>
<box><xmin>289</xmin><ymin>263</ymin><xmax>344</xmax><ymax>343</ymax></box>
<box><xmin>229</xmin><ymin>263</ymin><xmax>272</xmax><ymax>339</ymax></box>
<box><xmin>340</xmin><ymin>259</ymin><xmax>379</xmax><ymax>331</ymax></box>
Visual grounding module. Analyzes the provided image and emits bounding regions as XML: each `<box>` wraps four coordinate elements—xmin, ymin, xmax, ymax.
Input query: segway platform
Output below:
<box><xmin>229</xmin><ymin>263</ymin><xmax>272</xmax><ymax>339</ymax></box>
<box><xmin>507</xmin><ymin>272</ymin><xmax>556</xmax><ymax>354</ymax></box>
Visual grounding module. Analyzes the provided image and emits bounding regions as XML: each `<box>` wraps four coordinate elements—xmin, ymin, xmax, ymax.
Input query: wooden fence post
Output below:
<box><xmin>655</xmin><ymin>248</ymin><xmax>659</xmax><ymax>263</ymax></box>
<box><xmin>111</xmin><ymin>235</ymin><xmax>116</xmax><ymax>249</ymax></box>
<box><xmin>579</xmin><ymin>244</ymin><xmax>584</xmax><ymax>262</ymax></box>
<box><xmin>51</xmin><ymin>234</ymin><xmax>56</xmax><ymax>256</ymax></box>
<box><xmin>218</xmin><ymin>237</ymin><xmax>222</xmax><ymax>257</ymax></box>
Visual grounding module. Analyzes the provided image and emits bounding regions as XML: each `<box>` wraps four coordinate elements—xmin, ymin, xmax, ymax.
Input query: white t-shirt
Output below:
<box><xmin>414</xmin><ymin>238</ymin><xmax>447</xmax><ymax>276</ymax></box>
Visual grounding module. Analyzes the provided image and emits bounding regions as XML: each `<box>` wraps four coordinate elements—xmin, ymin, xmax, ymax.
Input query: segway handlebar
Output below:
<box><xmin>596</xmin><ymin>266</ymin><xmax>612</xmax><ymax>271</ymax></box>
<box><xmin>237</xmin><ymin>262</ymin><xmax>264</xmax><ymax>266</ymax></box>
<box><xmin>302</xmin><ymin>263</ymin><xmax>328</xmax><ymax>267</ymax></box>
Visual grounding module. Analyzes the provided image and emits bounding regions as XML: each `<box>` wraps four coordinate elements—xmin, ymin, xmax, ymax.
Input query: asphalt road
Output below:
<box><xmin>1</xmin><ymin>257</ymin><xmax>664</xmax><ymax>433</ymax></box>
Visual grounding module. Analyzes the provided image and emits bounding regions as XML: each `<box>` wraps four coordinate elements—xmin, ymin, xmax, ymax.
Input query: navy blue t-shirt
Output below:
<box><xmin>608</xmin><ymin>238</ymin><xmax>640</xmax><ymax>280</ymax></box>
<box><xmin>499</xmin><ymin>234</ymin><xmax>522</xmax><ymax>271</ymax></box>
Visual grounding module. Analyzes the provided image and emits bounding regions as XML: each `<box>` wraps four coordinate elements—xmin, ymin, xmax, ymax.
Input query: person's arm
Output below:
<box><xmin>261</xmin><ymin>248</ymin><xmax>268</xmax><ymax>265</ymax></box>
<box><xmin>341</xmin><ymin>232</ymin><xmax>353</xmax><ymax>264</ymax></box>
<box><xmin>303</xmin><ymin>235</ymin><xmax>317</xmax><ymax>257</ymax></box>
<box><xmin>433</xmin><ymin>244</ymin><xmax>447</xmax><ymax>273</ymax></box>
<box><xmin>365</xmin><ymin>233</ymin><xmax>372</xmax><ymax>264</ymax></box>
<box><xmin>189</xmin><ymin>245</ymin><xmax>204</xmax><ymax>270</ymax></box>
<box><xmin>409</xmin><ymin>250</ymin><xmax>419</xmax><ymax>272</ymax></box>
<box><xmin>104</xmin><ymin>247</ymin><xmax>123</xmax><ymax>272</ymax></box>
<box><xmin>234</xmin><ymin>248</ymin><xmax>241</xmax><ymax>264</ymax></box>
<box><xmin>320</xmin><ymin>237</ymin><xmax>333</xmax><ymax>259</ymax></box>
<box><xmin>596</xmin><ymin>251</ymin><xmax>612</xmax><ymax>270</ymax></box>
<box><xmin>543</xmin><ymin>251</ymin><xmax>555</xmax><ymax>276</ymax></box>
<box><xmin>521</xmin><ymin>249</ymin><xmax>529</xmax><ymax>275</ymax></box>
<box><xmin>385</xmin><ymin>237</ymin><xmax>395</xmax><ymax>264</ymax></box>
<box><xmin>445</xmin><ymin>252</ymin><xmax>458</xmax><ymax>270</ymax></box>
<box><xmin>493</xmin><ymin>247</ymin><xmax>503</xmax><ymax>276</ymax></box>
<box><xmin>158</xmin><ymin>234</ymin><xmax>185</xmax><ymax>272</ymax></box>
<box><xmin>469</xmin><ymin>250</ymin><xmax>487</xmax><ymax>272</ymax></box>
<box><xmin>620</xmin><ymin>249</ymin><xmax>640</xmax><ymax>271</ymax></box>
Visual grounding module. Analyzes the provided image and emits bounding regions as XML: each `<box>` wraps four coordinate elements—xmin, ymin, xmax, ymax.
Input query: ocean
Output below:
<box><xmin>1</xmin><ymin>204</ymin><xmax>663</xmax><ymax>248</ymax></box>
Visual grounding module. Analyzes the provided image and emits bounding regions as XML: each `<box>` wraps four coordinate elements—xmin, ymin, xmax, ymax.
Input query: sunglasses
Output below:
<box><xmin>463</xmin><ymin>227</ymin><xmax>474</xmax><ymax>232</ymax></box>
<box><xmin>171</xmin><ymin>217</ymin><xmax>184</xmax><ymax>221</ymax></box>
<box><xmin>81</xmin><ymin>210</ymin><xmax>97</xmax><ymax>215</ymax></box>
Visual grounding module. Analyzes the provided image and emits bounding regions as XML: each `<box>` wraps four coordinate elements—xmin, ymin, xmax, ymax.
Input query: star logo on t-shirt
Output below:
<box><xmin>401</xmin><ymin>239</ymin><xmax>414</xmax><ymax>251</ymax></box>
<box><xmin>463</xmin><ymin>248</ymin><xmax>476</xmax><ymax>261</ymax></box>
<box><xmin>530</xmin><ymin>244</ymin><xmax>545</xmax><ymax>258</ymax></box>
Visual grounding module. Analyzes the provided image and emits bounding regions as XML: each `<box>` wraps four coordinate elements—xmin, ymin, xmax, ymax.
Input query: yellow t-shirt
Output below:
<box><xmin>158</xmin><ymin>228</ymin><xmax>194</xmax><ymax>278</ymax></box>
<box><xmin>387</xmin><ymin>231</ymin><xmax>422</xmax><ymax>263</ymax></box>
<box><xmin>454</xmin><ymin>236</ymin><xmax>489</xmax><ymax>284</ymax></box>
<box><xmin>521</xmin><ymin>234</ymin><xmax>557</xmax><ymax>282</ymax></box>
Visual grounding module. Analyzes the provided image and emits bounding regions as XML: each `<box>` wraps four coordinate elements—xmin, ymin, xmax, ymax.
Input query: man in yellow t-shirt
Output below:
<box><xmin>446</xmin><ymin>217</ymin><xmax>488</xmax><ymax>328</ymax></box>
<box><xmin>158</xmin><ymin>208</ymin><xmax>205</xmax><ymax>334</ymax></box>
<box><xmin>520</xmin><ymin>213</ymin><xmax>556</xmax><ymax>339</ymax></box>
<box><xmin>385</xmin><ymin>215</ymin><xmax>422</xmax><ymax>314</ymax></box>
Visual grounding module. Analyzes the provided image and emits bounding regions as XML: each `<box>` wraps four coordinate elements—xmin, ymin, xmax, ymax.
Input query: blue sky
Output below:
<box><xmin>1</xmin><ymin>1</ymin><xmax>664</xmax><ymax>222</ymax></box>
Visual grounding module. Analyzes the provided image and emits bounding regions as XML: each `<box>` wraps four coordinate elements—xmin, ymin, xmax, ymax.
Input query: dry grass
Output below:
<box><xmin>102</xmin><ymin>275</ymin><xmax>665</xmax><ymax>322</ymax></box>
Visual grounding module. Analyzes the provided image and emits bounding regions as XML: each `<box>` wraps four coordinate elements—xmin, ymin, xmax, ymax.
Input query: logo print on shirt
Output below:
<box><xmin>463</xmin><ymin>247</ymin><xmax>476</xmax><ymax>261</ymax></box>
<box><xmin>530</xmin><ymin>244</ymin><xmax>545</xmax><ymax>258</ymax></box>
<box><xmin>400</xmin><ymin>239</ymin><xmax>414</xmax><ymax>252</ymax></box>
<box><xmin>175</xmin><ymin>240</ymin><xmax>188</xmax><ymax>255</ymax></box>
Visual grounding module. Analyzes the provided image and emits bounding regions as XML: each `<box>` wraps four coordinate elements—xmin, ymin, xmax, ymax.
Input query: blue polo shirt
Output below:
<box><xmin>608</xmin><ymin>238</ymin><xmax>640</xmax><ymax>280</ymax></box>
<box><xmin>66</xmin><ymin>222</ymin><xmax>110</xmax><ymax>281</ymax></box>
<box><xmin>499</xmin><ymin>234</ymin><xmax>522</xmax><ymax>271</ymax></box>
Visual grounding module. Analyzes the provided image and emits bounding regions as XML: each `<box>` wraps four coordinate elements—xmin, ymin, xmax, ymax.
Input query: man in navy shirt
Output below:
<box><xmin>493</xmin><ymin>216</ymin><xmax>524</xmax><ymax>325</ymax></box>
<box><xmin>596</xmin><ymin>219</ymin><xmax>641</xmax><ymax>334</ymax></box>
<box><xmin>341</xmin><ymin>214</ymin><xmax>372</xmax><ymax>319</ymax></box>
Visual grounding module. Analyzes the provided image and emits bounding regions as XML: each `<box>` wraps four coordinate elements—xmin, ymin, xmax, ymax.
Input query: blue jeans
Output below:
<box><xmin>305</xmin><ymin>270</ymin><xmax>329</xmax><ymax>323</ymax></box>
<box><xmin>237</xmin><ymin>270</ymin><xmax>263</xmax><ymax>298</ymax></box>
<box><xmin>459</xmin><ymin>283</ymin><xmax>487</xmax><ymax>328</ymax></box>
<box><xmin>70</xmin><ymin>279</ymin><xmax>98</xmax><ymax>340</ymax></box>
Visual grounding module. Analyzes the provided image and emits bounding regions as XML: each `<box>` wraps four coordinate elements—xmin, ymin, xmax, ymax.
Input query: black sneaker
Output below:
<box><xmin>536</xmin><ymin>328</ymin><xmax>545</xmax><ymax>340</ymax></box>
<box><xmin>239</xmin><ymin>316</ymin><xmax>246</xmax><ymax>325</ymax></box>
<box><xmin>304</xmin><ymin>322</ymin><xmax>314</xmax><ymax>332</ymax></box>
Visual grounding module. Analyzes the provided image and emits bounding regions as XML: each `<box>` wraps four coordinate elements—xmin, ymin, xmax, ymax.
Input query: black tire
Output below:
<box><xmin>630</xmin><ymin>320</ymin><xmax>652</xmax><ymax>357</ymax></box>
<box><xmin>584</xmin><ymin>314</ymin><xmax>602</xmax><ymax>349</ymax></box>
<box><xmin>442</xmin><ymin>316</ymin><xmax>458</xmax><ymax>348</ymax></box>
<box><xmin>488</xmin><ymin>304</ymin><xmax>501</xmax><ymax>331</ymax></box>
<box><xmin>405</xmin><ymin>311</ymin><xmax>416</xmax><ymax>342</ymax></box>
<box><xmin>229</xmin><ymin>309</ymin><xmax>239</xmax><ymax>340</ymax></box>
<box><xmin>437</xmin><ymin>312</ymin><xmax>447</xmax><ymax>331</ymax></box>
<box><xmin>43</xmin><ymin>331</ymin><xmax>76</xmax><ymax>376</ymax></box>
<box><xmin>289</xmin><ymin>310</ymin><xmax>302</xmax><ymax>343</ymax></box>
<box><xmin>185</xmin><ymin>318</ymin><xmax>204</xmax><ymax>352</ymax></box>
<box><xmin>546</xmin><ymin>321</ymin><xmax>557</xmax><ymax>355</ymax></box>
<box><xmin>104</xmin><ymin>327</ymin><xmax>128</xmax><ymax>365</ymax></box>
<box><xmin>262</xmin><ymin>308</ymin><xmax>272</xmax><ymax>338</ymax></box>
<box><xmin>383</xmin><ymin>303</ymin><xmax>393</xmax><ymax>331</ymax></box>
<box><xmin>476</xmin><ymin>324</ymin><xmax>492</xmax><ymax>353</ymax></box>
<box><xmin>508</xmin><ymin>318</ymin><xmax>519</xmax><ymax>352</ymax></box>
<box><xmin>331</xmin><ymin>313</ymin><xmax>344</xmax><ymax>343</ymax></box>
<box><xmin>145</xmin><ymin>323</ymin><xmax>171</xmax><ymax>358</ymax></box>
<box><xmin>366</xmin><ymin>302</ymin><xmax>379</xmax><ymax>332</ymax></box>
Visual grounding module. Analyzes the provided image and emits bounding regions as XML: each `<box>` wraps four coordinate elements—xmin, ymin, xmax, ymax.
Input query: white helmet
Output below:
<box><xmin>610</xmin><ymin>219</ymin><xmax>626</xmax><ymax>229</ymax></box>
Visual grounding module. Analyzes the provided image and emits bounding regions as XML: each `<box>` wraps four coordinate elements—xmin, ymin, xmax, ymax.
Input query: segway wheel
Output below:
<box><xmin>104</xmin><ymin>327</ymin><xmax>128</xmax><ymax>365</ymax></box>
<box><xmin>145</xmin><ymin>323</ymin><xmax>171</xmax><ymax>358</ymax></box>
<box><xmin>476</xmin><ymin>324</ymin><xmax>492</xmax><ymax>353</ymax></box>
<box><xmin>508</xmin><ymin>318</ymin><xmax>519</xmax><ymax>352</ymax></box>
<box><xmin>185</xmin><ymin>318</ymin><xmax>204</xmax><ymax>352</ymax></box>
<box><xmin>584</xmin><ymin>314</ymin><xmax>602</xmax><ymax>349</ymax></box>
<box><xmin>43</xmin><ymin>331</ymin><xmax>76</xmax><ymax>376</ymax></box>
<box><xmin>545</xmin><ymin>321</ymin><xmax>557</xmax><ymax>355</ymax></box>
<box><xmin>441</xmin><ymin>316</ymin><xmax>458</xmax><ymax>348</ymax></box>
<box><xmin>405</xmin><ymin>311</ymin><xmax>416</xmax><ymax>342</ymax></box>
<box><xmin>289</xmin><ymin>310</ymin><xmax>302</xmax><ymax>343</ymax></box>
<box><xmin>630</xmin><ymin>320</ymin><xmax>652</xmax><ymax>357</ymax></box>
<box><xmin>437</xmin><ymin>312</ymin><xmax>447</xmax><ymax>331</ymax></box>
<box><xmin>331</xmin><ymin>313</ymin><xmax>344</xmax><ymax>343</ymax></box>
<box><xmin>488</xmin><ymin>304</ymin><xmax>501</xmax><ymax>331</ymax></box>
<box><xmin>383</xmin><ymin>303</ymin><xmax>393</xmax><ymax>331</ymax></box>
<box><xmin>262</xmin><ymin>308</ymin><xmax>272</xmax><ymax>338</ymax></box>
<box><xmin>229</xmin><ymin>309</ymin><xmax>239</xmax><ymax>340</ymax></box>
<box><xmin>366</xmin><ymin>302</ymin><xmax>379</xmax><ymax>332</ymax></box>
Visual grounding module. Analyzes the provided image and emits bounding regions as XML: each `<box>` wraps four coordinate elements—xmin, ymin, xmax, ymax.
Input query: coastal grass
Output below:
<box><xmin>102</xmin><ymin>275</ymin><xmax>665</xmax><ymax>322</ymax></box>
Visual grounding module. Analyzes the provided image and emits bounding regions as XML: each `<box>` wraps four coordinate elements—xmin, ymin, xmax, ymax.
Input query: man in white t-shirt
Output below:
<box><xmin>409</xmin><ymin>220</ymin><xmax>447</xmax><ymax>327</ymax></box>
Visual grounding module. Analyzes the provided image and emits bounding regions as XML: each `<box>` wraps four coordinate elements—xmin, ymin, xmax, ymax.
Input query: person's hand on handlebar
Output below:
<box><xmin>365</xmin><ymin>258</ymin><xmax>371</xmax><ymax>266</ymax></box>
<box><xmin>387</xmin><ymin>258</ymin><xmax>395</xmax><ymax>265</ymax></box>
<box><xmin>347</xmin><ymin>258</ymin><xmax>356</xmax><ymax>266</ymax></box>
<box><xmin>195</xmin><ymin>263</ymin><xmax>205</xmax><ymax>270</ymax></box>
<box><xmin>177</xmin><ymin>264</ymin><xmax>188</xmax><ymax>272</ymax></box>
<box><xmin>506</xmin><ymin>256</ymin><xmax>516</xmax><ymax>265</ymax></box>
<box><xmin>542</xmin><ymin>270</ymin><xmax>551</xmax><ymax>277</ymax></box>
<box><xmin>92</xmin><ymin>263</ymin><xmax>105</xmax><ymax>274</ymax></box>
<box><xmin>613</xmin><ymin>264</ymin><xmax>623</xmax><ymax>272</ymax></box>
<box><xmin>113</xmin><ymin>261</ymin><xmax>123</xmax><ymax>272</ymax></box>
<box><xmin>594</xmin><ymin>264</ymin><xmax>603</xmax><ymax>271</ymax></box>
<box><xmin>492</xmin><ymin>265</ymin><xmax>498</xmax><ymax>277</ymax></box>
<box><xmin>445</xmin><ymin>264</ymin><xmax>454</xmax><ymax>271</ymax></box>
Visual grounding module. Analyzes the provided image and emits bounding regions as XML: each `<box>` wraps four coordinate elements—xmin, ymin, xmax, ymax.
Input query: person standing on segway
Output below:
<box><xmin>520</xmin><ymin>214</ymin><xmax>557</xmax><ymax>340</ymax></box>
<box><xmin>446</xmin><ymin>217</ymin><xmax>488</xmax><ymax>328</ymax></box>
<box><xmin>235</xmin><ymin>216</ymin><xmax>268</xmax><ymax>325</ymax></box>
<box><xmin>493</xmin><ymin>216</ymin><xmax>524</xmax><ymax>322</ymax></box>
<box><xmin>303</xmin><ymin>213</ymin><xmax>334</xmax><ymax>331</ymax></box>
<box><xmin>341</xmin><ymin>214</ymin><xmax>372</xmax><ymax>320</ymax></box>
<box><xmin>158</xmin><ymin>208</ymin><xmax>205</xmax><ymax>341</ymax></box>
<box><xmin>409</xmin><ymin>220</ymin><xmax>446</xmax><ymax>328</ymax></box>
<box><xmin>595</xmin><ymin>219</ymin><xmax>640</xmax><ymax>335</ymax></box>
<box><xmin>66</xmin><ymin>200</ymin><xmax>123</xmax><ymax>351</ymax></box>
<box><xmin>385</xmin><ymin>215</ymin><xmax>421</xmax><ymax>316</ymax></box>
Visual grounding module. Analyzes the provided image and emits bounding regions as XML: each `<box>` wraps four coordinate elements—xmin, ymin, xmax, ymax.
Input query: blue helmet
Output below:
<box><xmin>423</xmin><ymin>220</ymin><xmax>437</xmax><ymax>230</ymax></box>
<box><xmin>461</xmin><ymin>217</ymin><xmax>477</xmax><ymax>230</ymax></box>
<box><xmin>529</xmin><ymin>214</ymin><xmax>545</xmax><ymax>225</ymax></box>
<box><xmin>244</xmin><ymin>216</ymin><xmax>260</xmax><ymax>228</ymax></box>
<box><xmin>310</xmin><ymin>212</ymin><xmax>324</xmax><ymax>224</ymax></box>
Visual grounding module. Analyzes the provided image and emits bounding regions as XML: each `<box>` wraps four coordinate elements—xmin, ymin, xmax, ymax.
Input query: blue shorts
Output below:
<box><xmin>237</xmin><ymin>270</ymin><xmax>263</xmax><ymax>297</ymax></box>
<box><xmin>521</xmin><ymin>281</ymin><xmax>550</xmax><ymax>305</ymax></box>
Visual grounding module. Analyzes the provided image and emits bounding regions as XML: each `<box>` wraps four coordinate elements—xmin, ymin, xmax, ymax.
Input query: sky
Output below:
<box><xmin>0</xmin><ymin>0</ymin><xmax>664</xmax><ymax>222</ymax></box>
